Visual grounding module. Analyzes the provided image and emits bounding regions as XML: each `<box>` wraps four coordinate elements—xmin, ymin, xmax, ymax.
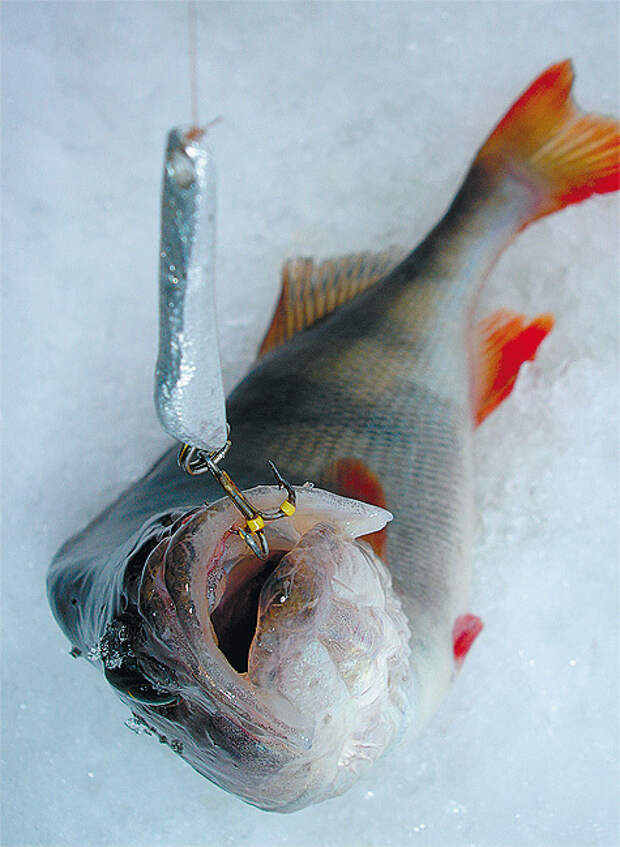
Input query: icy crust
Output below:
<box><xmin>247</xmin><ymin>524</ymin><xmax>412</xmax><ymax>812</ymax></box>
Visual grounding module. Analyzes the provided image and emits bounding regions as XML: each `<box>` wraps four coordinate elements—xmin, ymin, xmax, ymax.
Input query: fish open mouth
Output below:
<box><xmin>134</xmin><ymin>484</ymin><xmax>412</xmax><ymax>810</ymax></box>
<box><xmin>209</xmin><ymin>552</ymin><xmax>283</xmax><ymax>673</ymax></box>
<box><xmin>143</xmin><ymin>485</ymin><xmax>391</xmax><ymax>670</ymax></box>
<box><xmin>138</xmin><ymin>484</ymin><xmax>396</xmax><ymax>740</ymax></box>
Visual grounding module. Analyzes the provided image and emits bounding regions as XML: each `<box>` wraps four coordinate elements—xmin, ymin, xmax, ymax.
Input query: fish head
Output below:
<box><xmin>113</xmin><ymin>485</ymin><xmax>411</xmax><ymax>812</ymax></box>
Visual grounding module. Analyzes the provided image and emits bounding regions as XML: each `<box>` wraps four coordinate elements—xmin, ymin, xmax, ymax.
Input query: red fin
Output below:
<box><xmin>320</xmin><ymin>458</ymin><xmax>388</xmax><ymax>559</ymax></box>
<box><xmin>453</xmin><ymin>614</ymin><xmax>484</xmax><ymax>665</ymax></box>
<box><xmin>474</xmin><ymin>309</ymin><xmax>554</xmax><ymax>426</ymax></box>
<box><xmin>475</xmin><ymin>60</ymin><xmax>619</xmax><ymax>228</ymax></box>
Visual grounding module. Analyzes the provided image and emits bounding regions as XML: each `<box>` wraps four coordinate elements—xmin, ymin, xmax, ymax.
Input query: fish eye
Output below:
<box><xmin>104</xmin><ymin>665</ymin><xmax>179</xmax><ymax>707</ymax></box>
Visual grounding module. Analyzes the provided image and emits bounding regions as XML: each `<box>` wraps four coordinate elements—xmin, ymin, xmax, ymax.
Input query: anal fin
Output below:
<box><xmin>474</xmin><ymin>309</ymin><xmax>554</xmax><ymax>426</ymax></box>
<box><xmin>453</xmin><ymin>614</ymin><xmax>484</xmax><ymax>666</ymax></box>
<box><xmin>320</xmin><ymin>458</ymin><xmax>388</xmax><ymax>560</ymax></box>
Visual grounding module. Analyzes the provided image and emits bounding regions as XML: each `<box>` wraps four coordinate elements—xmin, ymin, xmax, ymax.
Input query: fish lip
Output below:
<box><xmin>154</xmin><ymin>483</ymin><xmax>393</xmax><ymax>658</ymax></box>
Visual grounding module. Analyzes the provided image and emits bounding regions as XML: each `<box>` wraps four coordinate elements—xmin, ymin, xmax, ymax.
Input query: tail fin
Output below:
<box><xmin>475</xmin><ymin>60</ymin><xmax>619</xmax><ymax>229</ymax></box>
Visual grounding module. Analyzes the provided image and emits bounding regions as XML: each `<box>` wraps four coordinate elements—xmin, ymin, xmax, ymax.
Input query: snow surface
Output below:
<box><xmin>2</xmin><ymin>3</ymin><xmax>618</xmax><ymax>846</ymax></box>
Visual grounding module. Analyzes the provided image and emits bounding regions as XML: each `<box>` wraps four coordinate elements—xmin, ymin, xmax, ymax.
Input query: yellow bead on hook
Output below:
<box><xmin>246</xmin><ymin>515</ymin><xmax>266</xmax><ymax>534</ymax></box>
<box><xmin>279</xmin><ymin>499</ymin><xmax>296</xmax><ymax>517</ymax></box>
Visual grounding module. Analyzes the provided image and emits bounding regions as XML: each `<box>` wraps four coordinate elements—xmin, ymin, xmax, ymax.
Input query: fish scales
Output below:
<box><xmin>223</xmin><ymin>172</ymin><xmax>519</xmax><ymax>702</ymax></box>
<box><xmin>227</xmin><ymin>283</ymin><xmax>475</xmax><ymax>716</ymax></box>
<box><xmin>48</xmin><ymin>61</ymin><xmax>619</xmax><ymax>811</ymax></box>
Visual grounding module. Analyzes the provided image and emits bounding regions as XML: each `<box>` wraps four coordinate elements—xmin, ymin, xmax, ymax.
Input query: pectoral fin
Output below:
<box><xmin>474</xmin><ymin>309</ymin><xmax>554</xmax><ymax>426</ymax></box>
<box><xmin>319</xmin><ymin>458</ymin><xmax>388</xmax><ymax>560</ymax></box>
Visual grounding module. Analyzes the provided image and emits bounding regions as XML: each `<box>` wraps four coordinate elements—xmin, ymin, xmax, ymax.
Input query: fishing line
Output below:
<box><xmin>187</xmin><ymin>0</ymin><xmax>199</xmax><ymax>127</ymax></box>
<box><xmin>162</xmin><ymin>13</ymin><xmax>292</xmax><ymax>561</ymax></box>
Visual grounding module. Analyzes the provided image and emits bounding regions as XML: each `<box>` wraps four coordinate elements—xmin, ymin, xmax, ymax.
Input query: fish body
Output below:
<box><xmin>48</xmin><ymin>62</ymin><xmax>619</xmax><ymax>811</ymax></box>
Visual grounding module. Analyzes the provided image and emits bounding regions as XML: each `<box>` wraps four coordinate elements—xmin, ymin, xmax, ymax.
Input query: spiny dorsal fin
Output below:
<box><xmin>258</xmin><ymin>246</ymin><xmax>408</xmax><ymax>357</ymax></box>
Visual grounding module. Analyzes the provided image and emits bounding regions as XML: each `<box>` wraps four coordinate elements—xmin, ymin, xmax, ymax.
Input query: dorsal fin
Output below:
<box><xmin>258</xmin><ymin>246</ymin><xmax>408</xmax><ymax>357</ymax></box>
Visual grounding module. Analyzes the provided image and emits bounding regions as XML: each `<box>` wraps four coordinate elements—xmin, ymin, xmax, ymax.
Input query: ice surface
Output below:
<box><xmin>1</xmin><ymin>3</ymin><xmax>618</xmax><ymax>846</ymax></box>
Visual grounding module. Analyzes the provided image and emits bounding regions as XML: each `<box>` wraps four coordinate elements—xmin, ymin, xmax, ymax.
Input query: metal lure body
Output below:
<box><xmin>155</xmin><ymin>127</ymin><xmax>227</xmax><ymax>454</ymax></box>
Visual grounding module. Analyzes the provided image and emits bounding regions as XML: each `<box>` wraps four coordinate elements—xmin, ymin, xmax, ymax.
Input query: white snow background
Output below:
<box><xmin>2</xmin><ymin>3</ymin><xmax>618</xmax><ymax>846</ymax></box>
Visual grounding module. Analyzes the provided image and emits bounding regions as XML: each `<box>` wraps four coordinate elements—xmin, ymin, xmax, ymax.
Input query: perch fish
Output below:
<box><xmin>48</xmin><ymin>61</ymin><xmax>619</xmax><ymax>811</ymax></box>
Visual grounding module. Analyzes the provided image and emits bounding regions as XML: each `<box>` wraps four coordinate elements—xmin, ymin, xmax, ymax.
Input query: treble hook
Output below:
<box><xmin>177</xmin><ymin>442</ymin><xmax>296</xmax><ymax>560</ymax></box>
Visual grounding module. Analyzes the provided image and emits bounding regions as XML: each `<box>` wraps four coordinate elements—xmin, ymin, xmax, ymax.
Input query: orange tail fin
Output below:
<box><xmin>474</xmin><ymin>309</ymin><xmax>554</xmax><ymax>426</ymax></box>
<box><xmin>475</xmin><ymin>61</ymin><xmax>619</xmax><ymax>228</ymax></box>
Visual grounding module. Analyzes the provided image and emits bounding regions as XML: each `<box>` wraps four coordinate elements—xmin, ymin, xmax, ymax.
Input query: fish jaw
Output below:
<box><xmin>133</xmin><ymin>485</ymin><xmax>411</xmax><ymax>811</ymax></box>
